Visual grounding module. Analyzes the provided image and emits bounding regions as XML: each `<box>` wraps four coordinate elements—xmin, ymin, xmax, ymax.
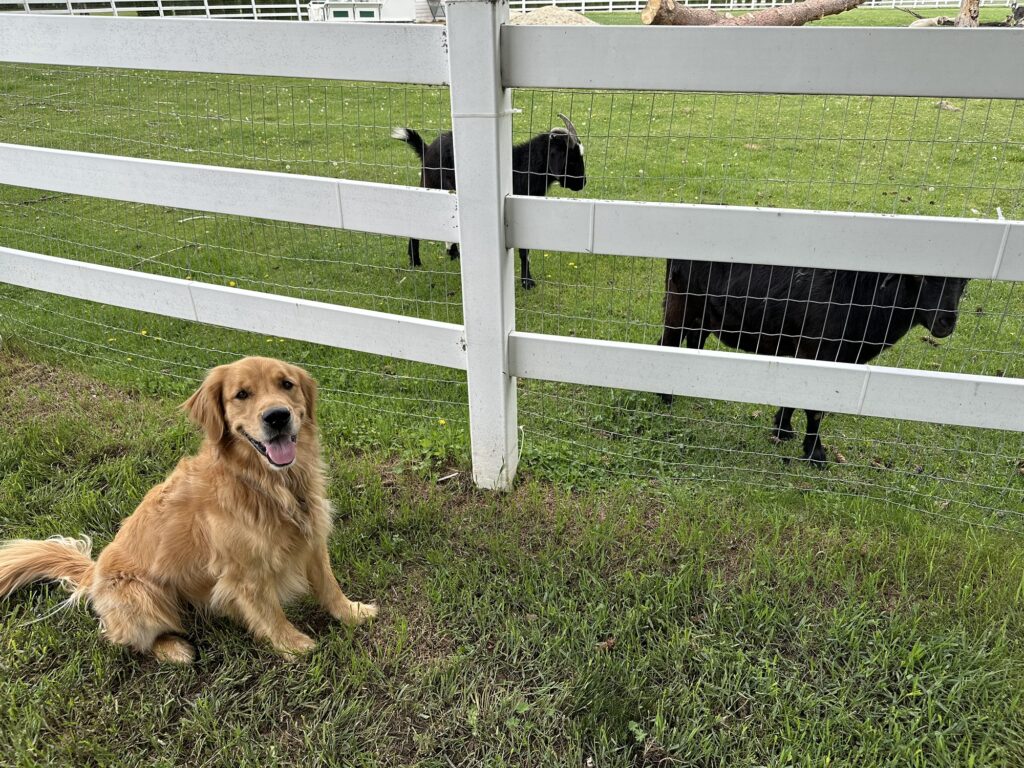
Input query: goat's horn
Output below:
<box><xmin>556</xmin><ymin>112</ymin><xmax>579</xmax><ymax>148</ymax></box>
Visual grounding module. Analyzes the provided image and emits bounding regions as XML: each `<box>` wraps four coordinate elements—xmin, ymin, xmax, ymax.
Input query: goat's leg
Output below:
<box><xmin>408</xmin><ymin>239</ymin><xmax>422</xmax><ymax>268</ymax></box>
<box><xmin>800</xmin><ymin>410</ymin><xmax>827</xmax><ymax>467</ymax></box>
<box><xmin>447</xmin><ymin>242</ymin><xmax>460</xmax><ymax>261</ymax></box>
<box><xmin>520</xmin><ymin>249</ymin><xmax>536</xmax><ymax>290</ymax></box>
<box><xmin>657</xmin><ymin>280</ymin><xmax>688</xmax><ymax>405</ymax></box>
<box><xmin>772</xmin><ymin>407</ymin><xmax>797</xmax><ymax>442</ymax></box>
<box><xmin>686</xmin><ymin>330</ymin><xmax>710</xmax><ymax>349</ymax></box>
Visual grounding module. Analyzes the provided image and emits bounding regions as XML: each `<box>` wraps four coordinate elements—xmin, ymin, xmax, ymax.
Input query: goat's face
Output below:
<box><xmin>912</xmin><ymin>276</ymin><xmax>969</xmax><ymax>338</ymax></box>
<box><xmin>546</xmin><ymin>129</ymin><xmax>587</xmax><ymax>192</ymax></box>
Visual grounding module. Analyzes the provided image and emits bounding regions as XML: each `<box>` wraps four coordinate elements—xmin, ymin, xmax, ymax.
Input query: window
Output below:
<box><xmin>357</xmin><ymin>8</ymin><xmax>377</xmax><ymax>18</ymax></box>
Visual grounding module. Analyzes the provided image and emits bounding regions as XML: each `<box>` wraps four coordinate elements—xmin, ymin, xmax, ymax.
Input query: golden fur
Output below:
<box><xmin>0</xmin><ymin>357</ymin><xmax>376</xmax><ymax>663</ymax></box>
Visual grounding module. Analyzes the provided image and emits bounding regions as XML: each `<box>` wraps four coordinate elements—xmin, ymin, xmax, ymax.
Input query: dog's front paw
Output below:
<box><xmin>151</xmin><ymin>635</ymin><xmax>196</xmax><ymax>665</ymax></box>
<box><xmin>338</xmin><ymin>601</ymin><xmax>378</xmax><ymax>627</ymax></box>
<box><xmin>275</xmin><ymin>630</ymin><xmax>316</xmax><ymax>657</ymax></box>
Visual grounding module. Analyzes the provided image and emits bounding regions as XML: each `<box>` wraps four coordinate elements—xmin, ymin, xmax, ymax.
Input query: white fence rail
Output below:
<box><xmin>506</xmin><ymin>198</ymin><xmax>1024</xmax><ymax>280</ymax></box>
<box><xmin>0</xmin><ymin>249</ymin><xmax>469</xmax><ymax>369</ymax></box>
<box><xmin>1</xmin><ymin>5</ymin><xmax>1023</xmax><ymax>490</ymax></box>
<box><xmin>0</xmin><ymin>144</ymin><xmax>459</xmax><ymax>241</ymax></box>
<box><xmin>507</xmin><ymin>0</ymin><xmax>1012</xmax><ymax>10</ymax></box>
<box><xmin>503</xmin><ymin>26</ymin><xmax>1024</xmax><ymax>98</ymax></box>
<box><xmin>0</xmin><ymin>14</ymin><xmax>448</xmax><ymax>83</ymax></box>
<box><xmin>0</xmin><ymin>0</ymin><xmax>1005</xmax><ymax>17</ymax></box>
<box><xmin>506</xmin><ymin>0</ymin><xmax>1009</xmax><ymax>10</ymax></box>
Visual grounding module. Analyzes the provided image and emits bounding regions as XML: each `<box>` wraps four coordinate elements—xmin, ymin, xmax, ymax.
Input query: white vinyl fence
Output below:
<box><xmin>507</xmin><ymin>0</ymin><xmax>1010</xmax><ymax>10</ymax></box>
<box><xmin>1</xmin><ymin>5</ymin><xmax>1023</xmax><ymax>491</ymax></box>
<box><xmin>0</xmin><ymin>0</ymin><xmax>1007</xmax><ymax>18</ymax></box>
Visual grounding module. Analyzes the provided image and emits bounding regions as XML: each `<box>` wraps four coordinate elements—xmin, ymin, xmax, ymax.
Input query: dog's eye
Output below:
<box><xmin>282</xmin><ymin>380</ymin><xmax>294</xmax><ymax>390</ymax></box>
<box><xmin>235</xmin><ymin>390</ymin><xmax>249</xmax><ymax>400</ymax></box>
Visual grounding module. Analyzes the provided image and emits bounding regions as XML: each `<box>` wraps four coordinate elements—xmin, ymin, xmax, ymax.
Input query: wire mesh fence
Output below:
<box><xmin>509</xmin><ymin>88</ymin><xmax>1024</xmax><ymax>531</ymax></box>
<box><xmin>1</xmin><ymin>58</ymin><xmax>1022</xmax><ymax>530</ymax></box>
<box><xmin>0</xmin><ymin>64</ymin><xmax>462</xmax><ymax>321</ymax></box>
<box><xmin>0</xmin><ymin>287</ymin><xmax>471</xmax><ymax>475</ymax></box>
<box><xmin>0</xmin><ymin>62</ymin><xmax>469</xmax><ymax>475</ymax></box>
<box><xmin>0</xmin><ymin>0</ymin><xmax>1004</xmax><ymax>17</ymax></box>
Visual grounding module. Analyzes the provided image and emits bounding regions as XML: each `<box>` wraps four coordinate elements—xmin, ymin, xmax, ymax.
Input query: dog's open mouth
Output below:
<box><xmin>241</xmin><ymin>430</ymin><xmax>298</xmax><ymax>467</ymax></box>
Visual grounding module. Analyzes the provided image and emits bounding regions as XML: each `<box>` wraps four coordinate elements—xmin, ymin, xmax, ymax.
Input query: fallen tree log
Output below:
<box><xmin>954</xmin><ymin>0</ymin><xmax>980</xmax><ymax>27</ymax></box>
<box><xmin>643</xmin><ymin>0</ymin><xmax>868</xmax><ymax>26</ymax></box>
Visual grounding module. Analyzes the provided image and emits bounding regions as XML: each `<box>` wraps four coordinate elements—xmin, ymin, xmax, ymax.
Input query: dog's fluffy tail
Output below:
<box><xmin>390</xmin><ymin>127</ymin><xmax>427</xmax><ymax>160</ymax></box>
<box><xmin>0</xmin><ymin>536</ymin><xmax>95</xmax><ymax>601</ymax></box>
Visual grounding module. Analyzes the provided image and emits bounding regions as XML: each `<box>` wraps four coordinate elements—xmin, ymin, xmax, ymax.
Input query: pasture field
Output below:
<box><xmin>1</xmin><ymin>8</ymin><xmax>1023</xmax><ymax>766</ymax></box>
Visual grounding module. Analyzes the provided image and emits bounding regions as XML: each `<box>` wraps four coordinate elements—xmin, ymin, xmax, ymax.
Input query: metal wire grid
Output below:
<box><xmin>511</xmin><ymin>90</ymin><xmax>1024</xmax><ymax>376</ymax></box>
<box><xmin>0</xmin><ymin>63</ymin><xmax>465</xmax><ymax>323</ymax></box>
<box><xmin>0</xmin><ymin>190</ymin><xmax>465</xmax><ymax>323</ymax></box>
<box><xmin>514</xmin><ymin>89</ymin><xmax>1024</xmax><ymax>218</ymax></box>
<box><xmin>0</xmin><ymin>63</ymin><xmax>470</xmax><ymax>467</ymax></box>
<box><xmin>517</xmin><ymin>383</ymin><xmax>1024</xmax><ymax>532</ymax></box>
<box><xmin>0</xmin><ymin>64</ymin><xmax>452</xmax><ymax>184</ymax></box>
<box><xmin>1</xmin><ymin>62</ymin><xmax>1022</xmax><ymax>526</ymax></box>
<box><xmin>509</xmin><ymin>89</ymin><xmax>1024</xmax><ymax>529</ymax></box>
<box><xmin>0</xmin><ymin>286</ymin><xmax>470</xmax><ymax>466</ymax></box>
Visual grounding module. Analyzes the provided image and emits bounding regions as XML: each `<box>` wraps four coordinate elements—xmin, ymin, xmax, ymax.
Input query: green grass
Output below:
<box><xmin>2</xmin><ymin>350</ymin><xmax>1023</xmax><ymax>767</ymax></box>
<box><xmin>1</xmin><ymin>45</ymin><xmax>1021</xmax><ymax>526</ymax></box>
<box><xmin>1</xmin><ymin>9</ymin><xmax>1024</xmax><ymax>764</ymax></box>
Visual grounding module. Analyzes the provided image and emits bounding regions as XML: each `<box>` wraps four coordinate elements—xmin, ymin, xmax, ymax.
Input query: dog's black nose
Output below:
<box><xmin>262</xmin><ymin>407</ymin><xmax>291</xmax><ymax>431</ymax></box>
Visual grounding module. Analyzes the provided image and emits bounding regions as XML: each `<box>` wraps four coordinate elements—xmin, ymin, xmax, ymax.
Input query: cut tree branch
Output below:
<box><xmin>641</xmin><ymin>0</ymin><xmax>720</xmax><ymax>26</ymax></box>
<box><xmin>643</xmin><ymin>0</ymin><xmax>869</xmax><ymax>26</ymax></box>
<box><xmin>954</xmin><ymin>0</ymin><xmax>980</xmax><ymax>27</ymax></box>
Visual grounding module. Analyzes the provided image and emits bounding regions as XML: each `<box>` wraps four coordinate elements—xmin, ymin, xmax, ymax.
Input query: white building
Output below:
<box><xmin>307</xmin><ymin>0</ymin><xmax>443</xmax><ymax>22</ymax></box>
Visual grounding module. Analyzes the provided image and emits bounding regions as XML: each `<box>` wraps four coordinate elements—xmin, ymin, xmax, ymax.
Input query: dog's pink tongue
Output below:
<box><xmin>266</xmin><ymin>437</ymin><xmax>296</xmax><ymax>466</ymax></box>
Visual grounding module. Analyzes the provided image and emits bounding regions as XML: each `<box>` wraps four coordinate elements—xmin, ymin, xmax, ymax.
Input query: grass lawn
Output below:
<box><xmin>2</xmin><ymin>349</ymin><xmax>1023</xmax><ymax>767</ymax></box>
<box><xmin>1</xmin><ymin>6</ymin><xmax>1024</xmax><ymax>766</ymax></box>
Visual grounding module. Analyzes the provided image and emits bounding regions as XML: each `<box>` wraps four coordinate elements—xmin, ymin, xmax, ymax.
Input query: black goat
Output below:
<box><xmin>659</xmin><ymin>261</ymin><xmax>969</xmax><ymax>465</ymax></box>
<box><xmin>392</xmin><ymin>113</ymin><xmax>586</xmax><ymax>289</ymax></box>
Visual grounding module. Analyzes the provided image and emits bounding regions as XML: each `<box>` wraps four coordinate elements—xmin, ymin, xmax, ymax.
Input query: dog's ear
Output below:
<box><xmin>296</xmin><ymin>366</ymin><xmax>317</xmax><ymax>425</ymax></box>
<box><xmin>182</xmin><ymin>365</ymin><xmax>227</xmax><ymax>441</ymax></box>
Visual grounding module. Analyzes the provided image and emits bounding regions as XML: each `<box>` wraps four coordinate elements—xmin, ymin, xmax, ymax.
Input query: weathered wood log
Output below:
<box><xmin>643</xmin><ymin>0</ymin><xmax>868</xmax><ymax>26</ymax></box>
<box><xmin>954</xmin><ymin>0</ymin><xmax>981</xmax><ymax>27</ymax></box>
<box><xmin>641</xmin><ymin>0</ymin><xmax>721</xmax><ymax>26</ymax></box>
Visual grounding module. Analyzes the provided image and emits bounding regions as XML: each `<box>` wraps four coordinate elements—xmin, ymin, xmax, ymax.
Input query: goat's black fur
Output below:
<box><xmin>392</xmin><ymin>126</ymin><xmax>586</xmax><ymax>289</ymax></box>
<box><xmin>659</xmin><ymin>260</ymin><xmax>969</xmax><ymax>465</ymax></box>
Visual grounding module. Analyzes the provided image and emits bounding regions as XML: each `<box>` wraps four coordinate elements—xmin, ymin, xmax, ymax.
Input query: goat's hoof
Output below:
<box><xmin>783</xmin><ymin>454</ymin><xmax>827</xmax><ymax>469</ymax></box>
<box><xmin>658</xmin><ymin>393</ymin><xmax>673</xmax><ymax>406</ymax></box>
<box><xmin>771</xmin><ymin>427</ymin><xmax>796</xmax><ymax>442</ymax></box>
<box><xmin>802</xmin><ymin>452</ymin><xmax>828</xmax><ymax>469</ymax></box>
<box><xmin>521</xmin><ymin>276</ymin><xmax>536</xmax><ymax>290</ymax></box>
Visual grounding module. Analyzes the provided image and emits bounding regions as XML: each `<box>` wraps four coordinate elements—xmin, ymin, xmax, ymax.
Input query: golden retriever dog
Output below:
<box><xmin>0</xmin><ymin>356</ymin><xmax>376</xmax><ymax>663</ymax></box>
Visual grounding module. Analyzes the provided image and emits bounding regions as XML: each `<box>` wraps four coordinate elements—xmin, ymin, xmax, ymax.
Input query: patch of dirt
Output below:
<box><xmin>509</xmin><ymin>6</ymin><xmax>598</xmax><ymax>24</ymax></box>
<box><xmin>0</xmin><ymin>348</ymin><xmax>138</xmax><ymax>421</ymax></box>
<box><xmin>717</xmin><ymin>533</ymin><xmax>755</xmax><ymax>586</ymax></box>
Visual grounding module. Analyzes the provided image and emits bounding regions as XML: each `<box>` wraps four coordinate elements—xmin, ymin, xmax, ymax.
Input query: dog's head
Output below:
<box><xmin>183</xmin><ymin>357</ymin><xmax>317</xmax><ymax>471</ymax></box>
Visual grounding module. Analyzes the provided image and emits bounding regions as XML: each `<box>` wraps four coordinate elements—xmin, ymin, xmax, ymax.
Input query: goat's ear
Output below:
<box><xmin>182</xmin><ymin>364</ymin><xmax>228</xmax><ymax>442</ymax></box>
<box><xmin>296</xmin><ymin>365</ymin><xmax>317</xmax><ymax>425</ymax></box>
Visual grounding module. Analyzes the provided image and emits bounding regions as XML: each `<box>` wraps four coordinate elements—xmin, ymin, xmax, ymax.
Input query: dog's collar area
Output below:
<box><xmin>239</xmin><ymin>428</ymin><xmax>297</xmax><ymax>468</ymax></box>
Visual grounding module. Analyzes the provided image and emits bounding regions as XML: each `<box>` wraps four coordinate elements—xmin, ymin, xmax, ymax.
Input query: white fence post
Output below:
<box><xmin>445</xmin><ymin>0</ymin><xmax>519</xmax><ymax>491</ymax></box>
